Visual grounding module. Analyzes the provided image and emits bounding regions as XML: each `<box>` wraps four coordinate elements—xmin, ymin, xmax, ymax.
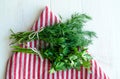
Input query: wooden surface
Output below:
<box><xmin>0</xmin><ymin>0</ymin><xmax>120</xmax><ymax>79</ymax></box>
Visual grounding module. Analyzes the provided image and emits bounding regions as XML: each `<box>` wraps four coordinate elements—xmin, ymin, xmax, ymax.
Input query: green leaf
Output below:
<box><xmin>69</xmin><ymin>55</ymin><xmax>78</xmax><ymax>61</ymax></box>
<box><xmin>49</xmin><ymin>68</ymin><xmax>55</xmax><ymax>73</ymax></box>
<box><xmin>55</xmin><ymin>62</ymin><xmax>66</xmax><ymax>71</ymax></box>
<box><xmin>82</xmin><ymin>61</ymin><xmax>91</xmax><ymax>68</ymax></box>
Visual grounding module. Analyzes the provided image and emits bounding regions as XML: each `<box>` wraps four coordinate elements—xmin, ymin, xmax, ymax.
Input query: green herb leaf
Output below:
<box><xmin>10</xmin><ymin>13</ymin><xmax>96</xmax><ymax>73</ymax></box>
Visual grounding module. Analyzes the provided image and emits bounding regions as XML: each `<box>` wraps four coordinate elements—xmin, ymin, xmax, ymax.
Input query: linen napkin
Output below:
<box><xmin>6</xmin><ymin>6</ymin><xmax>110</xmax><ymax>79</ymax></box>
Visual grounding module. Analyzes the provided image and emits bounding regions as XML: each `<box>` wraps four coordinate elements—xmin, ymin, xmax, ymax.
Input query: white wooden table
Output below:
<box><xmin>0</xmin><ymin>0</ymin><xmax>120</xmax><ymax>79</ymax></box>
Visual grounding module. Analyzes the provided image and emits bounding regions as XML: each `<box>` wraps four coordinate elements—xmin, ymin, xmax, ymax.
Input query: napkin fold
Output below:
<box><xmin>6</xmin><ymin>6</ymin><xmax>110</xmax><ymax>79</ymax></box>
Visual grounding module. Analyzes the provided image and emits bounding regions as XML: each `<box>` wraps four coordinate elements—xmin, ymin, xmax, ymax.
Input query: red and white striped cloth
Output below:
<box><xmin>6</xmin><ymin>6</ymin><xmax>110</xmax><ymax>79</ymax></box>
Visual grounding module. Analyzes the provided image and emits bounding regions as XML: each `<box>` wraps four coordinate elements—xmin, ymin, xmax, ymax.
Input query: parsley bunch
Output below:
<box><xmin>10</xmin><ymin>13</ymin><xmax>96</xmax><ymax>73</ymax></box>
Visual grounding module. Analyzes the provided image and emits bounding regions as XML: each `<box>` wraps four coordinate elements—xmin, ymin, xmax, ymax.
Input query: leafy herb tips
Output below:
<box><xmin>10</xmin><ymin>13</ymin><xmax>97</xmax><ymax>73</ymax></box>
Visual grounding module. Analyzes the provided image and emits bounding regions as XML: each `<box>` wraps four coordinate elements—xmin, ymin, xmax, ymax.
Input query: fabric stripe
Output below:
<box><xmin>99</xmin><ymin>67</ymin><xmax>102</xmax><ymax>79</ymax></box>
<box><xmin>25</xmin><ymin>43</ymin><xmax>29</xmax><ymax>79</ymax></box>
<box><xmin>55</xmin><ymin>16</ymin><xmax>57</xmax><ymax>23</ymax></box>
<box><xmin>94</xmin><ymin>60</ymin><xmax>97</xmax><ymax>79</ymax></box>
<box><xmin>22</xmin><ymin>43</ymin><xmax>27</xmax><ymax>79</ymax></box>
<box><xmin>92</xmin><ymin>60</ymin><xmax>95</xmax><ymax>79</ymax></box>
<box><xmin>18</xmin><ymin>53</ymin><xmax>22</xmax><ymax>79</ymax></box>
<box><xmin>37</xmin><ymin>56</ymin><xmax>40</xmax><ymax>79</ymax></box>
<box><xmin>40</xmin><ymin>57</ymin><xmax>43</xmax><ymax>79</ymax></box>
<box><xmin>85</xmin><ymin>69</ymin><xmax>88</xmax><ymax>79</ymax></box>
<box><xmin>52</xmin><ymin>73</ymin><xmax>54</xmax><ymax>79</ymax></box>
<box><xmin>14</xmin><ymin>53</ymin><xmax>17</xmax><ymax>79</ymax></box>
<box><xmin>54</xmin><ymin>71</ymin><xmax>57</xmax><ymax>79</ymax></box>
<box><xmin>40</xmin><ymin>11</ymin><xmax>43</xmax><ymax>28</ymax></box>
<box><xmin>45</xmin><ymin>6</ymin><xmax>48</xmax><ymax>26</ymax></box>
<box><xmin>20</xmin><ymin>53</ymin><xmax>24</xmax><ymax>79</ymax></box>
<box><xmin>78</xmin><ymin>69</ymin><xmax>80</xmax><ymax>79</ymax></box>
<box><xmin>30</xmin><ymin>53</ymin><xmax>34</xmax><ymax>79</ymax></box>
<box><xmin>62</xmin><ymin>71</ymin><xmax>64</xmax><ymax>79</ymax></box>
<box><xmin>45</xmin><ymin>59</ymin><xmax>48</xmax><ymax>79</ymax></box>
<box><xmin>76</xmin><ymin>70</ymin><xmax>78</xmax><ymax>79</ymax></box>
<box><xmin>15</xmin><ymin>53</ymin><xmax>20</xmax><ymax>79</ymax></box>
<box><xmin>64</xmin><ymin>70</ymin><xmax>66</xmax><ymax>79</ymax></box>
<box><xmin>9</xmin><ymin>57</ymin><xmax>12</xmax><ymax>79</ymax></box>
<box><xmin>47</xmin><ymin>61</ymin><xmax>50</xmax><ymax>79</ymax></box>
<box><xmin>33</xmin><ymin>54</ymin><xmax>36</xmax><ymax>79</ymax></box>
<box><xmin>12</xmin><ymin>54</ymin><xmax>15</xmax><ymax>79</ymax></box>
<box><xmin>42</xmin><ymin>7</ymin><xmax>46</xmax><ymax>27</ymax></box>
<box><xmin>71</xmin><ymin>69</ymin><xmax>73</xmax><ymax>79</ymax></box>
<box><xmin>66</xmin><ymin>70</ymin><xmax>69</xmax><ymax>79</ymax></box>
<box><xmin>82</xmin><ymin>67</ymin><xmax>85</xmax><ymax>79</ymax></box>
<box><xmin>69</xmin><ymin>69</ymin><xmax>72</xmax><ymax>79</ymax></box>
<box><xmin>42</xmin><ymin>59</ymin><xmax>46</xmax><ymax>79</ymax></box>
<box><xmin>73</xmin><ymin>69</ymin><xmax>76</xmax><ymax>79</ymax></box>
<box><xmin>23</xmin><ymin>54</ymin><xmax>27</xmax><ymax>79</ymax></box>
<box><xmin>37</xmin><ymin>15</ymin><xmax>40</xmax><ymax>31</ymax></box>
<box><xmin>35</xmin><ymin>20</ymin><xmax>38</xmax><ymax>31</ymax></box>
<box><xmin>80</xmin><ymin>67</ymin><xmax>83</xmax><ymax>79</ymax></box>
<box><xmin>56</xmin><ymin>71</ymin><xmax>59</xmax><ymax>79</ymax></box>
<box><xmin>59</xmin><ymin>71</ymin><xmax>62</xmax><ymax>79</ymax></box>
<box><xmin>89</xmin><ymin>61</ymin><xmax>93</xmax><ymax>79</ymax></box>
<box><xmin>50</xmin><ymin>11</ymin><xmax>53</xmax><ymax>25</ymax></box>
<box><xmin>89</xmin><ymin>70</ymin><xmax>92</xmax><ymax>79</ymax></box>
<box><xmin>7</xmin><ymin>57</ymin><xmax>11</xmax><ymax>79</ymax></box>
<box><xmin>28</xmin><ymin>53</ymin><xmax>32</xmax><ymax>79</ymax></box>
<box><xmin>104</xmin><ymin>73</ymin><xmax>107</xmax><ymax>79</ymax></box>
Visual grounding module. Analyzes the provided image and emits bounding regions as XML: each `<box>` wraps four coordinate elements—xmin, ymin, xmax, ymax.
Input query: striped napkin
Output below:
<box><xmin>6</xmin><ymin>6</ymin><xmax>110</xmax><ymax>79</ymax></box>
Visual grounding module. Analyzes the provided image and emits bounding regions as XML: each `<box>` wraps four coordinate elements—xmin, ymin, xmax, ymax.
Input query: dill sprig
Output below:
<box><xmin>10</xmin><ymin>13</ymin><xmax>97</xmax><ymax>73</ymax></box>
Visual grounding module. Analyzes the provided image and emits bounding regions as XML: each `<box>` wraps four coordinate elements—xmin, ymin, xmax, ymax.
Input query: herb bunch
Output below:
<box><xmin>10</xmin><ymin>13</ymin><xmax>96</xmax><ymax>73</ymax></box>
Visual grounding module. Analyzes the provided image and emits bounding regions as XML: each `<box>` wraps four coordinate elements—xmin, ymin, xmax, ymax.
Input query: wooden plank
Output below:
<box><xmin>82</xmin><ymin>0</ymin><xmax>114</xmax><ymax>78</ymax></box>
<box><xmin>50</xmin><ymin>0</ymin><xmax>82</xmax><ymax>20</ymax></box>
